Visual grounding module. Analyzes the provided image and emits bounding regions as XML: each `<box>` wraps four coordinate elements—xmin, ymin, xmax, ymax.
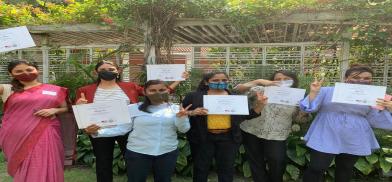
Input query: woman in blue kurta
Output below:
<box><xmin>300</xmin><ymin>65</ymin><xmax>392</xmax><ymax>182</ymax></box>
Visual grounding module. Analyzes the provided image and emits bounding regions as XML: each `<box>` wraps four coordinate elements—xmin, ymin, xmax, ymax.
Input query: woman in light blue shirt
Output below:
<box><xmin>300</xmin><ymin>65</ymin><xmax>392</xmax><ymax>182</ymax></box>
<box><xmin>95</xmin><ymin>80</ymin><xmax>191</xmax><ymax>182</ymax></box>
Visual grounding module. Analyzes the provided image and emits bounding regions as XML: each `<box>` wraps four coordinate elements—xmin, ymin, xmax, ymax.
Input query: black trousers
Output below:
<box><xmin>90</xmin><ymin>134</ymin><xmax>128</xmax><ymax>182</ymax></box>
<box><xmin>242</xmin><ymin>131</ymin><xmax>287</xmax><ymax>182</ymax></box>
<box><xmin>303</xmin><ymin>149</ymin><xmax>359</xmax><ymax>182</ymax></box>
<box><xmin>191</xmin><ymin>132</ymin><xmax>239</xmax><ymax>182</ymax></box>
<box><xmin>125</xmin><ymin>149</ymin><xmax>179</xmax><ymax>182</ymax></box>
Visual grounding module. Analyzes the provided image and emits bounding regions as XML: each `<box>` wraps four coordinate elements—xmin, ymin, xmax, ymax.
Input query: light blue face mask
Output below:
<box><xmin>208</xmin><ymin>82</ymin><xmax>228</xmax><ymax>90</ymax></box>
<box><xmin>278</xmin><ymin>80</ymin><xmax>294</xmax><ymax>87</ymax></box>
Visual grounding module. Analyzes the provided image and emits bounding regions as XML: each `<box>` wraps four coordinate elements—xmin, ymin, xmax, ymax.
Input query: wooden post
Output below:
<box><xmin>18</xmin><ymin>50</ymin><xmax>23</xmax><ymax>59</ymax></box>
<box><xmin>262</xmin><ymin>46</ymin><xmax>267</xmax><ymax>65</ymax></box>
<box><xmin>65</xmin><ymin>48</ymin><xmax>70</xmax><ymax>72</ymax></box>
<box><xmin>383</xmin><ymin>55</ymin><xmax>389</xmax><ymax>86</ymax></box>
<box><xmin>42</xmin><ymin>47</ymin><xmax>49</xmax><ymax>83</ymax></box>
<box><xmin>89</xmin><ymin>48</ymin><xmax>93</xmax><ymax>63</ymax></box>
<box><xmin>190</xmin><ymin>47</ymin><xmax>195</xmax><ymax>69</ymax></box>
<box><xmin>115</xmin><ymin>52</ymin><xmax>121</xmax><ymax>65</ymax></box>
<box><xmin>41</xmin><ymin>34</ymin><xmax>50</xmax><ymax>83</ymax></box>
<box><xmin>262</xmin><ymin>46</ymin><xmax>267</xmax><ymax>77</ymax></box>
<box><xmin>300</xmin><ymin>45</ymin><xmax>305</xmax><ymax>75</ymax></box>
<box><xmin>225</xmin><ymin>47</ymin><xmax>230</xmax><ymax>75</ymax></box>
<box><xmin>340</xmin><ymin>41</ymin><xmax>350</xmax><ymax>81</ymax></box>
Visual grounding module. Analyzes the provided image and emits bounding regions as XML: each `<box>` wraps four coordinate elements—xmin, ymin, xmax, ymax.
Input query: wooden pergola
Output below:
<box><xmin>27</xmin><ymin>11</ymin><xmax>392</xmax><ymax>47</ymax></box>
<box><xmin>3</xmin><ymin>11</ymin><xmax>392</xmax><ymax>85</ymax></box>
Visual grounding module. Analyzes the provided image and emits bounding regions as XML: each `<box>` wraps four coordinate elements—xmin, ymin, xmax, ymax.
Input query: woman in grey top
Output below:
<box><xmin>236</xmin><ymin>70</ymin><xmax>308</xmax><ymax>182</ymax></box>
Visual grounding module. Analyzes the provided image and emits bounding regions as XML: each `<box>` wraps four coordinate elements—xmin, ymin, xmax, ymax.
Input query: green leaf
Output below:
<box><xmin>287</xmin><ymin>149</ymin><xmax>306</xmax><ymax>166</ymax></box>
<box><xmin>365</xmin><ymin>154</ymin><xmax>378</xmax><ymax>165</ymax></box>
<box><xmin>354</xmin><ymin>158</ymin><xmax>374</xmax><ymax>175</ymax></box>
<box><xmin>118</xmin><ymin>160</ymin><xmax>126</xmax><ymax>170</ymax></box>
<box><xmin>113</xmin><ymin>147</ymin><xmax>121</xmax><ymax>158</ymax></box>
<box><xmin>113</xmin><ymin>165</ymin><xmax>119</xmax><ymax>175</ymax></box>
<box><xmin>385</xmin><ymin>157</ymin><xmax>392</xmax><ymax>163</ymax></box>
<box><xmin>242</xmin><ymin>161</ymin><xmax>252</xmax><ymax>178</ymax></box>
<box><xmin>235</xmin><ymin>154</ymin><xmax>242</xmax><ymax>165</ymax></box>
<box><xmin>286</xmin><ymin>164</ymin><xmax>300</xmax><ymax>181</ymax></box>
<box><xmin>176</xmin><ymin>152</ymin><xmax>188</xmax><ymax>167</ymax></box>
<box><xmin>283</xmin><ymin>172</ymin><xmax>290</xmax><ymax>181</ymax></box>
<box><xmin>296</xmin><ymin>145</ymin><xmax>307</xmax><ymax>156</ymax></box>
<box><xmin>327</xmin><ymin>168</ymin><xmax>335</xmax><ymax>178</ymax></box>
<box><xmin>239</xmin><ymin>145</ymin><xmax>246</xmax><ymax>154</ymax></box>
<box><xmin>178</xmin><ymin>139</ymin><xmax>187</xmax><ymax>148</ymax></box>
<box><xmin>380</xmin><ymin>157</ymin><xmax>392</xmax><ymax>173</ymax></box>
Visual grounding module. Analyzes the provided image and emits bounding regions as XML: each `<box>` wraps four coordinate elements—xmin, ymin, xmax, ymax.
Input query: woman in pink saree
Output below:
<box><xmin>0</xmin><ymin>60</ymin><xmax>68</xmax><ymax>182</ymax></box>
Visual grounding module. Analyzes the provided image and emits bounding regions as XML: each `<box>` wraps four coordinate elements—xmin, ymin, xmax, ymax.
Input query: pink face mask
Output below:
<box><xmin>13</xmin><ymin>73</ymin><xmax>38</xmax><ymax>82</ymax></box>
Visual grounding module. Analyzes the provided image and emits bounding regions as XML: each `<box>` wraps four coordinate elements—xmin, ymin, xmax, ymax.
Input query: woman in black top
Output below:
<box><xmin>182</xmin><ymin>71</ymin><xmax>267</xmax><ymax>182</ymax></box>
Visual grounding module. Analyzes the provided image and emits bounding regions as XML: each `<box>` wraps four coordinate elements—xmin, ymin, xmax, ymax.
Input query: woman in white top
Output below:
<box><xmin>94</xmin><ymin>80</ymin><xmax>191</xmax><ymax>182</ymax></box>
<box><xmin>75</xmin><ymin>61</ymin><xmax>187</xmax><ymax>182</ymax></box>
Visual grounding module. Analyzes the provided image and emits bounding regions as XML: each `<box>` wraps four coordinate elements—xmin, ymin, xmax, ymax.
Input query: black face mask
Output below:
<box><xmin>346</xmin><ymin>80</ymin><xmax>371</xmax><ymax>85</ymax></box>
<box><xmin>98</xmin><ymin>71</ymin><xmax>118</xmax><ymax>81</ymax></box>
<box><xmin>147</xmin><ymin>92</ymin><xmax>169</xmax><ymax>103</ymax></box>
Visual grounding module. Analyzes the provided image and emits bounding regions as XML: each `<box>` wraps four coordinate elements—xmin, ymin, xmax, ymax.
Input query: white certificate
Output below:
<box><xmin>0</xmin><ymin>26</ymin><xmax>36</xmax><ymax>53</ymax></box>
<box><xmin>331</xmin><ymin>82</ymin><xmax>386</xmax><ymax>106</ymax></box>
<box><xmin>146</xmin><ymin>64</ymin><xmax>185</xmax><ymax>81</ymax></box>
<box><xmin>264</xmin><ymin>86</ymin><xmax>306</xmax><ymax>106</ymax></box>
<box><xmin>72</xmin><ymin>100</ymin><xmax>131</xmax><ymax>129</ymax></box>
<box><xmin>203</xmin><ymin>95</ymin><xmax>249</xmax><ymax>115</ymax></box>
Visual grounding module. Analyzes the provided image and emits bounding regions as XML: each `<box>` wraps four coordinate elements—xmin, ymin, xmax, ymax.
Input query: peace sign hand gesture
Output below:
<box><xmin>177</xmin><ymin>104</ymin><xmax>193</xmax><ymax>118</ymax></box>
<box><xmin>76</xmin><ymin>92</ymin><xmax>88</xmax><ymax>105</ymax></box>
<box><xmin>310</xmin><ymin>79</ymin><xmax>323</xmax><ymax>94</ymax></box>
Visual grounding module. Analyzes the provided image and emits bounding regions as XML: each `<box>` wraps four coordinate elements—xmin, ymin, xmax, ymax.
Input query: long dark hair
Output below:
<box><xmin>344</xmin><ymin>64</ymin><xmax>374</xmax><ymax>78</ymax></box>
<box><xmin>196</xmin><ymin>71</ymin><xmax>229</xmax><ymax>92</ymax></box>
<box><xmin>138</xmin><ymin>80</ymin><xmax>167</xmax><ymax>113</ymax></box>
<box><xmin>270</xmin><ymin>70</ymin><xmax>299</xmax><ymax>88</ymax></box>
<box><xmin>95</xmin><ymin>60</ymin><xmax>122</xmax><ymax>84</ymax></box>
<box><xmin>8</xmin><ymin>59</ymin><xmax>39</xmax><ymax>92</ymax></box>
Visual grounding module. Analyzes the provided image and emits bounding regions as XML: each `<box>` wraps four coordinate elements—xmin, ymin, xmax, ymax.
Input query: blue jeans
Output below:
<box><xmin>125</xmin><ymin>149</ymin><xmax>179</xmax><ymax>182</ymax></box>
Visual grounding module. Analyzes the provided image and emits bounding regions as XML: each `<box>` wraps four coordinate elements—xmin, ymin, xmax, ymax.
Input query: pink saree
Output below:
<box><xmin>0</xmin><ymin>84</ymin><xmax>67</xmax><ymax>182</ymax></box>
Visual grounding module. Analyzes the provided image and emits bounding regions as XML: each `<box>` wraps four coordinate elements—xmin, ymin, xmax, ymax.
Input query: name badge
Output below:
<box><xmin>42</xmin><ymin>90</ymin><xmax>57</xmax><ymax>96</ymax></box>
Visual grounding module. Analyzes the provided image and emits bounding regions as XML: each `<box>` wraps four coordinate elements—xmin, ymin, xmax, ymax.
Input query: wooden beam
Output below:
<box><xmin>291</xmin><ymin>24</ymin><xmax>299</xmax><ymax>42</ymax></box>
<box><xmin>261</xmin><ymin>24</ymin><xmax>270</xmax><ymax>42</ymax></box>
<box><xmin>182</xmin><ymin>26</ymin><xmax>215</xmax><ymax>43</ymax></box>
<box><xmin>302</xmin><ymin>24</ymin><xmax>312</xmax><ymax>42</ymax></box>
<box><xmin>173</xmin><ymin>27</ymin><xmax>202</xmax><ymax>43</ymax></box>
<box><xmin>283</xmin><ymin>23</ymin><xmax>289</xmax><ymax>42</ymax></box>
<box><xmin>197</xmin><ymin>26</ymin><xmax>223</xmax><ymax>43</ymax></box>
<box><xmin>216</xmin><ymin>25</ymin><xmax>238</xmax><ymax>43</ymax></box>
<box><xmin>205</xmin><ymin>26</ymin><xmax>231</xmax><ymax>43</ymax></box>
<box><xmin>172</xmin><ymin>42</ymin><xmax>327</xmax><ymax>47</ymax></box>
<box><xmin>230</xmin><ymin>26</ymin><xmax>247</xmax><ymax>43</ymax></box>
<box><xmin>272</xmin><ymin>23</ymin><xmax>277</xmax><ymax>42</ymax></box>
<box><xmin>175</xmin><ymin>18</ymin><xmax>228</xmax><ymax>26</ymax></box>
<box><xmin>253</xmin><ymin>26</ymin><xmax>262</xmax><ymax>43</ymax></box>
<box><xmin>244</xmin><ymin>29</ymin><xmax>254</xmax><ymax>43</ymax></box>
<box><xmin>28</xmin><ymin>23</ymin><xmax>118</xmax><ymax>33</ymax></box>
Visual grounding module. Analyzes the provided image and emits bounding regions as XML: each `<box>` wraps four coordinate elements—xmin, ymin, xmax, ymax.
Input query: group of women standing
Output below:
<box><xmin>0</xmin><ymin>59</ymin><xmax>392</xmax><ymax>182</ymax></box>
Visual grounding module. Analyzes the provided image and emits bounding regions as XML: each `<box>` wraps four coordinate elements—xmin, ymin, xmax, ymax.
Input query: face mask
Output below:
<box><xmin>346</xmin><ymin>80</ymin><xmax>371</xmax><ymax>85</ymax></box>
<box><xmin>279</xmin><ymin>80</ymin><xmax>294</xmax><ymax>87</ymax></box>
<box><xmin>13</xmin><ymin>73</ymin><xmax>38</xmax><ymax>82</ymax></box>
<box><xmin>208</xmin><ymin>82</ymin><xmax>228</xmax><ymax>90</ymax></box>
<box><xmin>98</xmin><ymin>71</ymin><xmax>118</xmax><ymax>81</ymax></box>
<box><xmin>147</xmin><ymin>92</ymin><xmax>169</xmax><ymax>103</ymax></box>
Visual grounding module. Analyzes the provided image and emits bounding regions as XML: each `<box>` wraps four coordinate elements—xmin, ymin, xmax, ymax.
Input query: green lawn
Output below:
<box><xmin>1</xmin><ymin>152</ymin><xmax>390</xmax><ymax>182</ymax></box>
<box><xmin>0</xmin><ymin>152</ymin><xmax>195</xmax><ymax>182</ymax></box>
